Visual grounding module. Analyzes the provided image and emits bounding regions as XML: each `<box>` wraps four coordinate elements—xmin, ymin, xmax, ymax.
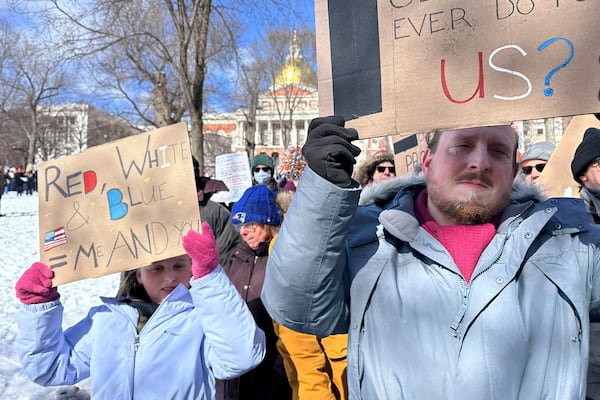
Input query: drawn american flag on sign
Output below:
<box><xmin>44</xmin><ymin>227</ymin><xmax>67</xmax><ymax>251</ymax></box>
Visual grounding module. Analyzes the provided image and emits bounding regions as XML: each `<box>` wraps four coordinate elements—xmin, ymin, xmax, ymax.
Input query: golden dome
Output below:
<box><xmin>273</xmin><ymin>31</ymin><xmax>317</xmax><ymax>89</ymax></box>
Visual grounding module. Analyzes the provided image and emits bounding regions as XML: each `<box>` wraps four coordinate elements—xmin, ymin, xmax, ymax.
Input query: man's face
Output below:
<box><xmin>580</xmin><ymin>161</ymin><xmax>600</xmax><ymax>191</ymax></box>
<box><xmin>520</xmin><ymin>158</ymin><xmax>547</xmax><ymax>185</ymax></box>
<box><xmin>371</xmin><ymin>161</ymin><xmax>396</xmax><ymax>183</ymax></box>
<box><xmin>422</xmin><ymin>126</ymin><xmax>517</xmax><ymax>225</ymax></box>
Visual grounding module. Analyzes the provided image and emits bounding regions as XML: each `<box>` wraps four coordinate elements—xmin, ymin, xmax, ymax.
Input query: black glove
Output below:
<box><xmin>302</xmin><ymin>116</ymin><xmax>361</xmax><ymax>188</ymax></box>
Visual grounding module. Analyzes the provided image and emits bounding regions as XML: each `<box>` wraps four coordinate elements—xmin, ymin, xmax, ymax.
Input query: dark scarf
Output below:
<box><xmin>118</xmin><ymin>285</ymin><xmax>159</xmax><ymax>333</ymax></box>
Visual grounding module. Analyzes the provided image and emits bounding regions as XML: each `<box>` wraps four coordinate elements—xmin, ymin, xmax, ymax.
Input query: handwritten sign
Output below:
<box><xmin>392</xmin><ymin>133</ymin><xmax>428</xmax><ymax>175</ymax></box>
<box><xmin>38</xmin><ymin>123</ymin><xmax>201</xmax><ymax>286</ymax></box>
<box><xmin>316</xmin><ymin>0</ymin><xmax>600</xmax><ymax>138</ymax></box>
<box><xmin>210</xmin><ymin>152</ymin><xmax>253</xmax><ymax>204</ymax></box>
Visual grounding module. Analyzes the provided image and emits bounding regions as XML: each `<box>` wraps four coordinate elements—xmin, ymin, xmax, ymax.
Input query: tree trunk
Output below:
<box><xmin>186</xmin><ymin>0</ymin><xmax>212</xmax><ymax>176</ymax></box>
<box><xmin>152</xmin><ymin>71</ymin><xmax>173</xmax><ymax>127</ymax></box>
<box><xmin>245</xmin><ymin>90</ymin><xmax>258</xmax><ymax>160</ymax></box>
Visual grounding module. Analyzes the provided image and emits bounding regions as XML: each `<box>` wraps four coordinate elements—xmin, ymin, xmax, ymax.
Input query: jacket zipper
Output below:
<box><xmin>450</xmin><ymin>212</ymin><xmax>524</xmax><ymax>338</ymax></box>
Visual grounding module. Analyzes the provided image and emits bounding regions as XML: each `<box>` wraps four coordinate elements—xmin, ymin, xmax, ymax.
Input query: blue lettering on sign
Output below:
<box><xmin>107</xmin><ymin>189</ymin><xmax>128</xmax><ymax>220</ymax></box>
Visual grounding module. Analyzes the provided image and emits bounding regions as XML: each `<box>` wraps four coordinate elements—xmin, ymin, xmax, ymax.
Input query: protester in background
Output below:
<box><xmin>0</xmin><ymin>167</ymin><xmax>4</xmax><ymax>216</ymax></box>
<box><xmin>282</xmin><ymin>180</ymin><xmax>296</xmax><ymax>192</ymax></box>
<box><xmin>14</xmin><ymin>167</ymin><xmax>26</xmax><ymax>196</ymax></box>
<box><xmin>6</xmin><ymin>167</ymin><xmax>15</xmax><ymax>192</ymax></box>
<box><xmin>271</xmin><ymin>189</ymin><xmax>348</xmax><ymax>400</ymax></box>
<box><xmin>572</xmin><ymin>128</ymin><xmax>600</xmax><ymax>211</ymax></box>
<box><xmin>518</xmin><ymin>141</ymin><xmax>555</xmax><ymax>185</ymax></box>
<box><xmin>222</xmin><ymin>185</ymin><xmax>291</xmax><ymax>400</ymax></box>
<box><xmin>251</xmin><ymin>153</ymin><xmax>279</xmax><ymax>192</ymax></box>
<box><xmin>15</xmin><ymin>224</ymin><xmax>265</xmax><ymax>399</ymax></box>
<box><xmin>354</xmin><ymin>152</ymin><xmax>396</xmax><ymax>187</ymax></box>
<box><xmin>263</xmin><ymin>115</ymin><xmax>600</xmax><ymax>399</ymax></box>
<box><xmin>25</xmin><ymin>169</ymin><xmax>35</xmax><ymax>195</ymax></box>
<box><xmin>193</xmin><ymin>156</ymin><xmax>241</xmax><ymax>266</ymax></box>
<box><xmin>571</xmin><ymin>127</ymin><xmax>600</xmax><ymax>400</ymax></box>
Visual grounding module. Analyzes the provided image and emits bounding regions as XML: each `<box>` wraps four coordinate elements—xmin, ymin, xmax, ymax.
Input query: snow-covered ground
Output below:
<box><xmin>0</xmin><ymin>191</ymin><xmax>120</xmax><ymax>399</ymax></box>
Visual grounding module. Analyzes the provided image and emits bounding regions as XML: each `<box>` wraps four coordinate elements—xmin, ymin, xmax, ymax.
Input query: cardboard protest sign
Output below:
<box><xmin>536</xmin><ymin>114</ymin><xmax>600</xmax><ymax>198</ymax></box>
<box><xmin>316</xmin><ymin>1</ymin><xmax>600</xmax><ymax>138</ymax></box>
<box><xmin>210</xmin><ymin>152</ymin><xmax>253</xmax><ymax>204</ymax></box>
<box><xmin>38</xmin><ymin>123</ymin><xmax>201</xmax><ymax>286</ymax></box>
<box><xmin>392</xmin><ymin>133</ymin><xmax>428</xmax><ymax>175</ymax></box>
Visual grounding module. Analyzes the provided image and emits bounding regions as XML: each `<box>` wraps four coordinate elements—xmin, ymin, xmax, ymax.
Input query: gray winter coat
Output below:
<box><xmin>262</xmin><ymin>167</ymin><xmax>600</xmax><ymax>400</ymax></box>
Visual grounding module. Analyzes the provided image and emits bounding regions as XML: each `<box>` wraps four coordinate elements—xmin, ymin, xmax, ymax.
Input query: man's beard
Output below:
<box><xmin>440</xmin><ymin>194</ymin><xmax>491</xmax><ymax>225</ymax></box>
<box><xmin>428</xmin><ymin>173</ymin><xmax>510</xmax><ymax>225</ymax></box>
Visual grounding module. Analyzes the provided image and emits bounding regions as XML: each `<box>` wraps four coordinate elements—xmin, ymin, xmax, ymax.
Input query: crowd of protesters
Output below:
<box><xmin>2</xmin><ymin>166</ymin><xmax>37</xmax><ymax>196</ymax></box>
<box><xmin>14</xmin><ymin>118</ymin><xmax>600</xmax><ymax>400</ymax></box>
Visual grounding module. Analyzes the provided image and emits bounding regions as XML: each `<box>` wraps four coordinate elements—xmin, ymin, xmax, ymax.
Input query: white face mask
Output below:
<box><xmin>254</xmin><ymin>170</ymin><xmax>271</xmax><ymax>184</ymax></box>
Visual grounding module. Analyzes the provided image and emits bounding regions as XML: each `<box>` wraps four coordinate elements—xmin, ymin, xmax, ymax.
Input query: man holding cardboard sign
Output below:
<box><xmin>263</xmin><ymin>116</ymin><xmax>600</xmax><ymax>399</ymax></box>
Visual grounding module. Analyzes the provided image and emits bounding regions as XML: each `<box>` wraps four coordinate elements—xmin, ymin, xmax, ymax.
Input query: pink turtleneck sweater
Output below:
<box><xmin>414</xmin><ymin>190</ymin><xmax>498</xmax><ymax>283</ymax></box>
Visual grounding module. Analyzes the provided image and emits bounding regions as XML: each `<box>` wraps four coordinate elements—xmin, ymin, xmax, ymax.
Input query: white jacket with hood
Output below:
<box><xmin>17</xmin><ymin>267</ymin><xmax>266</xmax><ymax>399</ymax></box>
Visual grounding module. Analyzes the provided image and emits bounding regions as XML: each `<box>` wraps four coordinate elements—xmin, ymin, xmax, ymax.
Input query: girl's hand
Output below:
<box><xmin>16</xmin><ymin>262</ymin><xmax>60</xmax><ymax>304</ymax></box>
<box><xmin>182</xmin><ymin>222</ymin><xmax>220</xmax><ymax>279</ymax></box>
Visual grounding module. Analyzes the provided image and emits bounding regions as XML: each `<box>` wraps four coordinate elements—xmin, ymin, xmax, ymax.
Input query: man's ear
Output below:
<box><xmin>421</xmin><ymin>149</ymin><xmax>432</xmax><ymax>176</ymax></box>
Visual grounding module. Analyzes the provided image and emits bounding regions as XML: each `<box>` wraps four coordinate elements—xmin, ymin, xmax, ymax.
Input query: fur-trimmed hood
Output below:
<box><xmin>358</xmin><ymin>172</ymin><xmax>548</xmax><ymax>207</ymax></box>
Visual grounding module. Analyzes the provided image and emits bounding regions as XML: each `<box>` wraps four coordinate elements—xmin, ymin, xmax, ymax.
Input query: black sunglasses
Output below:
<box><xmin>521</xmin><ymin>163</ymin><xmax>546</xmax><ymax>175</ymax></box>
<box><xmin>253</xmin><ymin>167</ymin><xmax>271</xmax><ymax>173</ymax></box>
<box><xmin>376</xmin><ymin>166</ymin><xmax>395</xmax><ymax>173</ymax></box>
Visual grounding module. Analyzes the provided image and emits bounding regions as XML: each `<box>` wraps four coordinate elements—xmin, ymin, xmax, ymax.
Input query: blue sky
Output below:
<box><xmin>0</xmin><ymin>1</ymin><xmax>317</xmax><ymax>118</ymax></box>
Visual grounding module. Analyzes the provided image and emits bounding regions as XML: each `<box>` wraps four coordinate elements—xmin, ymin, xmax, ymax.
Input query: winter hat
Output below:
<box><xmin>571</xmin><ymin>127</ymin><xmax>600</xmax><ymax>183</ymax></box>
<box><xmin>519</xmin><ymin>141</ymin><xmax>555</xmax><ymax>164</ymax></box>
<box><xmin>232</xmin><ymin>185</ymin><xmax>282</xmax><ymax>226</ymax></box>
<box><xmin>251</xmin><ymin>154</ymin><xmax>274</xmax><ymax>171</ymax></box>
<box><xmin>283</xmin><ymin>180</ymin><xmax>296</xmax><ymax>192</ymax></box>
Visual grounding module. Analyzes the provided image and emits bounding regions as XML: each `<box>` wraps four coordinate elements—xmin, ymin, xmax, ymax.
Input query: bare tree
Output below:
<box><xmin>230</xmin><ymin>26</ymin><xmax>315</xmax><ymax>162</ymax></box>
<box><xmin>254</xmin><ymin>27</ymin><xmax>316</xmax><ymax>150</ymax></box>
<box><xmin>35</xmin><ymin>0</ymin><xmax>313</xmax><ymax>173</ymax></box>
<box><xmin>238</xmin><ymin>57</ymin><xmax>268</xmax><ymax>161</ymax></box>
<box><xmin>0</xmin><ymin>21</ymin><xmax>69</xmax><ymax>166</ymax></box>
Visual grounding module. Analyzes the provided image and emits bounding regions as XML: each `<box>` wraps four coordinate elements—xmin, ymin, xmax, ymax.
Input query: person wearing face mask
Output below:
<box><xmin>252</xmin><ymin>154</ymin><xmax>279</xmax><ymax>191</ymax></box>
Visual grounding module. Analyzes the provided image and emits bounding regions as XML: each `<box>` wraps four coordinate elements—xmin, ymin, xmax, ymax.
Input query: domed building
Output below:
<box><xmin>272</xmin><ymin>31</ymin><xmax>318</xmax><ymax>90</ymax></box>
<box><xmin>201</xmin><ymin>31</ymin><xmax>392</xmax><ymax>176</ymax></box>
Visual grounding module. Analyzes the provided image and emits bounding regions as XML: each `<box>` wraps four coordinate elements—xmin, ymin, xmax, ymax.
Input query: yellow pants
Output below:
<box><xmin>274</xmin><ymin>322</ymin><xmax>348</xmax><ymax>400</ymax></box>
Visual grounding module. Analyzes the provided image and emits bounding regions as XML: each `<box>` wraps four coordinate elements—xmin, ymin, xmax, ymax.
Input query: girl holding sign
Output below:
<box><xmin>14</xmin><ymin>223</ymin><xmax>265</xmax><ymax>399</ymax></box>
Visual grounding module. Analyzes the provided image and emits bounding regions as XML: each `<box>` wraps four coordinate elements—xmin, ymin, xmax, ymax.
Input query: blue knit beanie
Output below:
<box><xmin>232</xmin><ymin>185</ymin><xmax>281</xmax><ymax>226</ymax></box>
